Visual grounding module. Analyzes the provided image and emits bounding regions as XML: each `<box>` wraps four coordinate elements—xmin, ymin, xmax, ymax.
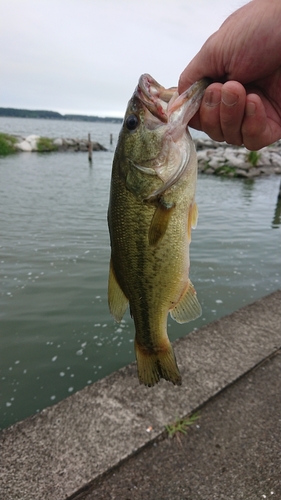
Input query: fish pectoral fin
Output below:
<box><xmin>187</xmin><ymin>201</ymin><xmax>198</xmax><ymax>243</ymax></box>
<box><xmin>108</xmin><ymin>258</ymin><xmax>129</xmax><ymax>322</ymax></box>
<box><xmin>170</xmin><ymin>279</ymin><xmax>202</xmax><ymax>324</ymax></box>
<box><xmin>148</xmin><ymin>200</ymin><xmax>175</xmax><ymax>247</ymax></box>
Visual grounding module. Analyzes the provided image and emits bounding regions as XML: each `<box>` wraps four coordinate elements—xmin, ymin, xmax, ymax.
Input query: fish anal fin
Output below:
<box><xmin>108</xmin><ymin>258</ymin><xmax>129</xmax><ymax>322</ymax></box>
<box><xmin>187</xmin><ymin>202</ymin><xmax>198</xmax><ymax>242</ymax></box>
<box><xmin>135</xmin><ymin>339</ymin><xmax>182</xmax><ymax>387</ymax></box>
<box><xmin>148</xmin><ymin>200</ymin><xmax>175</xmax><ymax>247</ymax></box>
<box><xmin>170</xmin><ymin>279</ymin><xmax>201</xmax><ymax>324</ymax></box>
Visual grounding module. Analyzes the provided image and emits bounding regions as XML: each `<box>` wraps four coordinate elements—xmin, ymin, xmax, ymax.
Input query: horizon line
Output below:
<box><xmin>0</xmin><ymin>105</ymin><xmax>124</xmax><ymax>120</ymax></box>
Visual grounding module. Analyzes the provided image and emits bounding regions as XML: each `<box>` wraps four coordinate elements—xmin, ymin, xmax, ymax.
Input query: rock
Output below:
<box><xmin>235</xmin><ymin>169</ymin><xmax>251</xmax><ymax>178</ymax></box>
<box><xmin>208</xmin><ymin>158</ymin><xmax>226</xmax><ymax>169</ymax></box>
<box><xmin>235</xmin><ymin>162</ymin><xmax>252</xmax><ymax>171</ymax></box>
<box><xmin>197</xmin><ymin>152</ymin><xmax>209</xmax><ymax>165</ymax></box>
<box><xmin>256</xmin><ymin>149</ymin><xmax>271</xmax><ymax>166</ymax></box>
<box><xmin>63</xmin><ymin>138</ymin><xmax>76</xmax><ymax>146</ymax></box>
<box><xmin>204</xmin><ymin>167</ymin><xmax>215</xmax><ymax>175</ymax></box>
<box><xmin>26</xmin><ymin>135</ymin><xmax>40</xmax><ymax>142</ymax></box>
<box><xmin>53</xmin><ymin>138</ymin><xmax>63</xmax><ymax>147</ymax></box>
<box><xmin>78</xmin><ymin>142</ymin><xmax>88</xmax><ymax>152</ymax></box>
<box><xmin>270</xmin><ymin>152</ymin><xmax>281</xmax><ymax>167</ymax></box>
<box><xmin>246</xmin><ymin>167</ymin><xmax>261</xmax><ymax>178</ymax></box>
<box><xmin>259</xmin><ymin>166</ymin><xmax>276</xmax><ymax>175</ymax></box>
<box><xmin>223</xmin><ymin>150</ymin><xmax>247</xmax><ymax>167</ymax></box>
<box><xmin>195</xmin><ymin>138</ymin><xmax>223</xmax><ymax>149</ymax></box>
<box><xmin>23</xmin><ymin>135</ymin><xmax>39</xmax><ymax>151</ymax></box>
<box><xmin>26</xmin><ymin>136</ymin><xmax>39</xmax><ymax>151</ymax></box>
<box><xmin>15</xmin><ymin>140</ymin><xmax>33</xmax><ymax>152</ymax></box>
<box><xmin>92</xmin><ymin>141</ymin><xmax>107</xmax><ymax>151</ymax></box>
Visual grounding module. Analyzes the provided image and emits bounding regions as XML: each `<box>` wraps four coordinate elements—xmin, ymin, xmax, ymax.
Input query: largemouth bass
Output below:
<box><xmin>108</xmin><ymin>74</ymin><xmax>209</xmax><ymax>387</ymax></box>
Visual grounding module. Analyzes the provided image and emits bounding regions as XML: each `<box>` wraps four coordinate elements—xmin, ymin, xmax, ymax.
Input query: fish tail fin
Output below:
<box><xmin>135</xmin><ymin>339</ymin><xmax>182</xmax><ymax>387</ymax></box>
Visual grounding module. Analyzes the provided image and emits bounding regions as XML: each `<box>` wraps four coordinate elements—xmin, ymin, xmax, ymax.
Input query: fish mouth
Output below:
<box><xmin>131</xmin><ymin>75</ymin><xmax>211</xmax><ymax>201</ymax></box>
<box><xmin>136</xmin><ymin>76</ymin><xmax>210</xmax><ymax>201</ymax></box>
<box><xmin>135</xmin><ymin>74</ymin><xmax>210</xmax><ymax>129</ymax></box>
<box><xmin>135</xmin><ymin>74</ymin><xmax>177</xmax><ymax>123</ymax></box>
<box><xmin>166</xmin><ymin>77</ymin><xmax>211</xmax><ymax>127</ymax></box>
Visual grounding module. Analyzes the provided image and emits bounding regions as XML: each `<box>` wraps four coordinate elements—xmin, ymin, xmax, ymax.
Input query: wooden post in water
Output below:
<box><xmin>110</xmin><ymin>133</ymin><xmax>113</xmax><ymax>145</ymax></box>
<box><xmin>88</xmin><ymin>133</ymin><xmax>92</xmax><ymax>163</ymax></box>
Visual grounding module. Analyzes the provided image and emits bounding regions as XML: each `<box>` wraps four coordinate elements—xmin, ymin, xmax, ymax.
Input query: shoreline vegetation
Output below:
<box><xmin>0</xmin><ymin>129</ymin><xmax>281</xmax><ymax>179</ymax></box>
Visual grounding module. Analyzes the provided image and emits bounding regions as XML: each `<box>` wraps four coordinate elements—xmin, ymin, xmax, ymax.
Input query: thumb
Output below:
<box><xmin>178</xmin><ymin>55</ymin><xmax>209</xmax><ymax>95</ymax></box>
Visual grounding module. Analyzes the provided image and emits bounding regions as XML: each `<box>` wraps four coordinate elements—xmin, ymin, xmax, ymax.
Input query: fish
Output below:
<box><xmin>107</xmin><ymin>74</ymin><xmax>209</xmax><ymax>387</ymax></box>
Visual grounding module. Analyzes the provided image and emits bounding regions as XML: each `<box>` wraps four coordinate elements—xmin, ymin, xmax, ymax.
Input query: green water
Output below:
<box><xmin>0</xmin><ymin>124</ymin><xmax>280</xmax><ymax>429</ymax></box>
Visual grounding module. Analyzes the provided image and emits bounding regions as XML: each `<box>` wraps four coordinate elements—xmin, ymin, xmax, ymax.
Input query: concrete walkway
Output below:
<box><xmin>76</xmin><ymin>350</ymin><xmax>281</xmax><ymax>500</ymax></box>
<box><xmin>0</xmin><ymin>290</ymin><xmax>280</xmax><ymax>500</ymax></box>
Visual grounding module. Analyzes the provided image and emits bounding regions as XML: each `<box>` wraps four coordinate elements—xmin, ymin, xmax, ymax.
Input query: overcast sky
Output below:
<box><xmin>1</xmin><ymin>0</ymin><xmax>248</xmax><ymax>117</ymax></box>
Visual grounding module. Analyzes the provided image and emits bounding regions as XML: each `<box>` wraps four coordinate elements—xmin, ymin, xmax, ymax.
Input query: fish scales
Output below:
<box><xmin>108</xmin><ymin>74</ymin><xmax>209</xmax><ymax>387</ymax></box>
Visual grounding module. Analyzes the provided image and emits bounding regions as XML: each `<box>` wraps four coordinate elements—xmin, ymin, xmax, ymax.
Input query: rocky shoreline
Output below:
<box><xmin>194</xmin><ymin>138</ymin><xmax>281</xmax><ymax>178</ymax></box>
<box><xmin>1</xmin><ymin>132</ymin><xmax>281</xmax><ymax>179</ymax></box>
<box><xmin>2</xmin><ymin>133</ymin><xmax>107</xmax><ymax>153</ymax></box>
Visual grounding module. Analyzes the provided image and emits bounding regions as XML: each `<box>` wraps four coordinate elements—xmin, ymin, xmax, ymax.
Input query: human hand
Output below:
<box><xmin>178</xmin><ymin>0</ymin><xmax>281</xmax><ymax>150</ymax></box>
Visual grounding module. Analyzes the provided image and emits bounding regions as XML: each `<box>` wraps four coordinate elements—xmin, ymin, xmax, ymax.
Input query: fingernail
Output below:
<box><xmin>204</xmin><ymin>89</ymin><xmax>221</xmax><ymax>107</ymax></box>
<box><xmin>222</xmin><ymin>90</ymin><xmax>239</xmax><ymax>107</ymax></box>
<box><xmin>245</xmin><ymin>101</ymin><xmax>256</xmax><ymax>117</ymax></box>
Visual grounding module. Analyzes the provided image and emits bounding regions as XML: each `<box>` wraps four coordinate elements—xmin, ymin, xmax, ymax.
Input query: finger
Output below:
<box><xmin>178</xmin><ymin>45</ymin><xmax>213</xmax><ymax>94</ymax></box>
<box><xmin>179</xmin><ymin>57</ymin><xmax>210</xmax><ymax>131</ymax></box>
<box><xmin>242</xmin><ymin>94</ymin><xmax>281</xmax><ymax>150</ymax></box>
<box><xmin>220</xmin><ymin>81</ymin><xmax>247</xmax><ymax>145</ymax></box>
<box><xmin>199</xmin><ymin>83</ymin><xmax>224</xmax><ymax>141</ymax></box>
<box><xmin>186</xmin><ymin>82</ymin><xmax>220</xmax><ymax>131</ymax></box>
<box><xmin>178</xmin><ymin>33</ymin><xmax>225</xmax><ymax>95</ymax></box>
<box><xmin>178</xmin><ymin>60</ymin><xmax>205</xmax><ymax>95</ymax></box>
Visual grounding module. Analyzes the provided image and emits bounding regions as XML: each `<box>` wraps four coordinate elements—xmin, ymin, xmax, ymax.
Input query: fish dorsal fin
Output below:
<box><xmin>170</xmin><ymin>279</ymin><xmax>201</xmax><ymax>324</ymax></box>
<box><xmin>108</xmin><ymin>258</ymin><xmax>129</xmax><ymax>322</ymax></box>
<box><xmin>187</xmin><ymin>202</ymin><xmax>198</xmax><ymax>243</ymax></box>
<box><xmin>148</xmin><ymin>199</ymin><xmax>175</xmax><ymax>247</ymax></box>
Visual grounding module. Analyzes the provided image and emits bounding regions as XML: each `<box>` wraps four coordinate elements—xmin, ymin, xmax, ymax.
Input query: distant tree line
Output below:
<box><xmin>0</xmin><ymin>107</ymin><xmax>123</xmax><ymax>123</ymax></box>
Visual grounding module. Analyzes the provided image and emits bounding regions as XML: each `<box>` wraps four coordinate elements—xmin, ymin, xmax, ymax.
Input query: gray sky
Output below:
<box><xmin>1</xmin><ymin>0</ymin><xmax>248</xmax><ymax>117</ymax></box>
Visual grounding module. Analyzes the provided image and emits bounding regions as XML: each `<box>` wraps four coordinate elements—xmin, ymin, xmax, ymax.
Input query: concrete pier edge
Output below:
<box><xmin>0</xmin><ymin>290</ymin><xmax>280</xmax><ymax>500</ymax></box>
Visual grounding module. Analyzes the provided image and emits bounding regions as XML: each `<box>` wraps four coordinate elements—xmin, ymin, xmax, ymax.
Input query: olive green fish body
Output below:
<box><xmin>108</xmin><ymin>75</ymin><xmax>208</xmax><ymax>386</ymax></box>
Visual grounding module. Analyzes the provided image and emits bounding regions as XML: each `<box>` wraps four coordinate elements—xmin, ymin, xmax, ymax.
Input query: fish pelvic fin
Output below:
<box><xmin>108</xmin><ymin>258</ymin><xmax>129</xmax><ymax>322</ymax></box>
<box><xmin>170</xmin><ymin>279</ymin><xmax>202</xmax><ymax>324</ymax></box>
<box><xmin>135</xmin><ymin>339</ymin><xmax>182</xmax><ymax>387</ymax></box>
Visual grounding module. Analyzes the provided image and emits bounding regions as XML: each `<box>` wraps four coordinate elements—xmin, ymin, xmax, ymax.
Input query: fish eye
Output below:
<box><xmin>125</xmin><ymin>114</ymin><xmax>139</xmax><ymax>131</ymax></box>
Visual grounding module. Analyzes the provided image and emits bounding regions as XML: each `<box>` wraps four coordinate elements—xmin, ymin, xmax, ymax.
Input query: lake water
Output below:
<box><xmin>0</xmin><ymin>117</ymin><xmax>280</xmax><ymax>430</ymax></box>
